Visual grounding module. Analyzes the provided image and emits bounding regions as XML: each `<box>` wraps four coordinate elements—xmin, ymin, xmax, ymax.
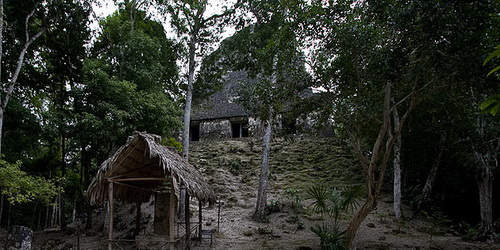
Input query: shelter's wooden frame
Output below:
<box><xmin>86</xmin><ymin>132</ymin><xmax>216</xmax><ymax>250</ymax></box>
<box><xmin>105</xmin><ymin>177</ymin><xmax>207</xmax><ymax>250</ymax></box>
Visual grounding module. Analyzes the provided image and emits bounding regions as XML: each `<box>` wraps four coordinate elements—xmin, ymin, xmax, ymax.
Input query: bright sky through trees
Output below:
<box><xmin>91</xmin><ymin>0</ymin><xmax>236</xmax><ymax>40</ymax></box>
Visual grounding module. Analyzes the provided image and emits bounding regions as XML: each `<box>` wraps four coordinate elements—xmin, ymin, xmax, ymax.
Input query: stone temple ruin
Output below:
<box><xmin>190</xmin><ymin>70</ymin><xmax>320</xmax><ymax>142</ymax></box>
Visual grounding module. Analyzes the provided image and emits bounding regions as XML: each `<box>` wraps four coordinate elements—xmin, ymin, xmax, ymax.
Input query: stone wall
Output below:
<box><xmin>199</xmin><ymin>119</ymin><xmax>232</xmax><ymax>140</ymax></box>
<box><xmin>192</xmin><ymin>114</ymin><xmax>330</xmax><ymax>141</ymax></box>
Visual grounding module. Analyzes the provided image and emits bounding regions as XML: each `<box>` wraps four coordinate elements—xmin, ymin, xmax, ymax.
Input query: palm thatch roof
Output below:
<box><xmin>87</xmin><ymin>132</ymin><xmax>216</xmax><ymax>205</ymax></box>
<box><xmin>191</xmin><ymin>71</ymin><xmax>253</xmax><ymax>121</ymax></box>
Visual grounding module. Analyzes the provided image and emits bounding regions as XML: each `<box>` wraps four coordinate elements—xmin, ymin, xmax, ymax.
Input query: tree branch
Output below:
<box><xmin>1</xmin><ymin>4</ymin><xmax>45</xmax><ymax>109</ymax></box>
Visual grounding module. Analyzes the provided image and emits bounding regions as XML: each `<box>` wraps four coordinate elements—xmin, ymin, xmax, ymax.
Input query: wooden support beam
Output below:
<box><xmin>135</xmin><ymin>201</ymin><xmax>141</xmax><ymax>237</ymax></box>
<box><xmin>108</xmin><ymin>177</ymin><xmax>168</xmax><ymax>182</ymax></box>
<box><xmin>169</xmin><ymin>184</ymin><xmax>176</xmax><ymax>250</ymax></box>
<box><xmin>108</xmin><ymin>181</ymin><xmax>114</xmax><ymax>250</ymax></box>
<box><xmin>185</xmin><ymin>193</ymin><xmax>191</xmax><ymax>249</ymax></box>
<box><xmin>198</xmin><ymin>201</ymin><xmax>202</xmax><ymax>242</ymax></box>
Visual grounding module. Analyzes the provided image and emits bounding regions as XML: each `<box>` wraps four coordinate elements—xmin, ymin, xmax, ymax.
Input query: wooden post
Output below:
<box><xmin>185</xmin><ymin>193</ymin><xmax>191</xmax><ymax>249</ymax></box>
<box><xmin>217</xmin><ymin>201</ymin><xmax>224</xmax><ymax>232</ymax></box>
<box><xmin>198</xmin><ymin>201</ymin><xmax>202</xmax><ymax>242</ymax></box>
<box><xmin>108</xmin><ymin>181</ymin><xmax>114</xmax><ymax>250</ymax></box>
<box><xmin>154</xmin><ymin>192</ymin><xmax>170</xmax><ymax>234</ymax></box>
<box><xmin>135</xmin><ymin>201</ymin><xmax>141</xmax><ymax>237</ymax></box>
<box><xmin>169</xmin><ymin>185</ymin><xmax>176</xmax><ymax>250</ymax></box>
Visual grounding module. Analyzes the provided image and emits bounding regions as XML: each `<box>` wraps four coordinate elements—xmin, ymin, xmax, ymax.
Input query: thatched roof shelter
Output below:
<box><xmin>87</xmin><ymin>131</ymin><xmax>216</xmax><ymax>205</ymax></box>
<box><xmin>87</xmin><ymin>132</ymin><xmax>216</xmax><ymax>249</ymax></box>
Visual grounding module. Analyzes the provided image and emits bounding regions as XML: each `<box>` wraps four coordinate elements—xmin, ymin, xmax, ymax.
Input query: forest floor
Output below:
<box><xmin>1</xmin><ymin>137</ymin><xmax>498</xmax><ymax>249</ymax></box>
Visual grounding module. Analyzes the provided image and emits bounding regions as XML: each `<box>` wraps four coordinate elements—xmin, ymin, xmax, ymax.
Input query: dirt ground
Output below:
<box><xmin>0</xmin><ymin>196</ymin><xmax>496</xmax><ymax>250</ymax></box>
<box><xmin>1</xmin><ymin>138</ymin><xmax>498</xmax><ymax>249</ymax></box>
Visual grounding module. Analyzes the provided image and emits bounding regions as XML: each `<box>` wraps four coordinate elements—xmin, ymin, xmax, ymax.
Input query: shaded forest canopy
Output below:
<box><xmin>0</xmin><ymin>0</ymin><xmax>498</xmax><ymax>248</ymax></box>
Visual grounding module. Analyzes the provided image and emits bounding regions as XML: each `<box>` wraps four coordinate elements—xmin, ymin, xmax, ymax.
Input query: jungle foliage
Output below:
<box><xmin>0</xmin><ymin>0</ymin><xmax>498</xmax><ymax>247</ymax></box>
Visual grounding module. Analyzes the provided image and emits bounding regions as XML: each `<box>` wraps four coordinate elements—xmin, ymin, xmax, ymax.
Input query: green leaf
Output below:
<box><xmin>480</xmin><ymin>94</ymin><xmax>500</xmax><ymax>116</ymax></box>
<box><xmin>486</xmin><ymin>65</ymin><xmax>500</xmax><ymax>77</ymax></box>
<box><xmin>483</xmin><ymin>48</ymin><xmax>500</xmax><ymax>66</ymax></box>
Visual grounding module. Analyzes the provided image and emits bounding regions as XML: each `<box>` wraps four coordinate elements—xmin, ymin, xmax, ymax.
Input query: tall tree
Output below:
<box><xmin>306</xmin><ymin>0</ymin><xmax>497</xmax><ymax>246</ymax></box>
<box><xmin>161</xmin><ymin>0</ymin><xmax>234</xmax><ymax>223</ymax></box>
<box><xmin>162</xmin><ymin>0</ymin><xmax>234</xmax><ymax>160</ymax></box>
<box><xmin>78</xmin><ymin>4</ymin><xmax>181</xmax><ymax>228</ymax></box>
<box><xmin>0</xmin><ymin>0</ymin><xmax>48</xmax><ymax>155</ymax></box>
<box><xmin>0</xmin><ymin>0</ymin><xmax>92</xmax><ymax>229</ymax></box>
<box><xmin>215</xmin><ymin>0</ymin><xmax>309</xmax><ymax>221</ymax></box>
<box><xmin>84</xmin><ymin>5</ymin><xmax>181</xmax><ymax>143</ymax></box>
<box><xmin>40</xmin><ymin>0</ymin><xmax>91</xmax><ymax>229</ymax></box>
<box><xmin>471</xmin><ymin>114</ymin><xmax>499</xmax><ymax>237</ymax></box>
<box><xmin>392</xmin><ymin>104</ymin><xmax>402</xmax><ymax>219</ymax></box>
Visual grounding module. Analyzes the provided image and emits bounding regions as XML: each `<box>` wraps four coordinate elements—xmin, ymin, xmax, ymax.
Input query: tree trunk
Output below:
<box><xmin>182</xmin><ymin>32</ymin><xmax>197</xmax><ymax>160</ymax></box>
<box><xmin>0</xmin><ymin>0</ymin><xmax>3</xmax><ymax>157</ymax></box>
<box><xmin>0</xmin><ymin>109</ymin><xmax>3</xmax><ymax>156</ymax></box>
<box><xmin>472</xmin><ymin>116</ymin><xmax>498</xmax><ymax>237</ymax></box>
<box><xmin>345</xmin><ymin>187</ymin><xmax>377</xmax><ymax>245</ymax></box>
<box><xmin>419</xmin><ymin>131</ymin><xmax>446</xmax><ymax>209</ymax></box>
<box><xmin>345</xmin><ymin>81</ymin><xmax>417</xmax><ymax>248</ymax></box>
<box><xmin>392</xmin><ymin>106</ymin><xmax>402</xmax><ymax>219</ymax></box>
<box><xmin>60</xmin><ymin>135</ymin><xmax>67</xmax><ymax>231</ymax></box>
<box><xmin>477</xmin><ymin>165</ymin><xmax>493</xmax><ymax>236</ymax></box>
<box><xmin>344</xmin><ymin>82</ymin><xmax>393</xmax><ymax>247</ymax></box>
<box><xmin>0</xmin><ymin>188</ymin><xmax>4</xmax><ymax>226</ymax></box>
<box><xmin>82</xmin><ymin>148</ymin><xmax>93</xmax><ymax>230</ymax></box>
<box><xmin>0</xmin><ymin>4</ymin><xmax>44</xmax><ymax>155</ymax></box>
<box><xmin>6</xmin><ymin>199</ymin><xmax>10</xmax><ymax>229</ymax></box>
<box><xmin>45</xmin><ymin>203</ymin><xmax>49</xmax><ymax>229</ymax></box>
<box><xmin>180</xmin><ymin>32</ymin><xmax>197</xmax><ymax>224</ymax></box>
<box><xmin>253</xmin><ymin>117</ymin><xmax>272</xmax><ymax>221</ymax></box>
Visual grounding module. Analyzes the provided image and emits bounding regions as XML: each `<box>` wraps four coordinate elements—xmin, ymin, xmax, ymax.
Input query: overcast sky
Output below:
<box><xmin>91</xmin><ymin>0</ymin><xmax>237</xmax><ymax>40</ymax></box>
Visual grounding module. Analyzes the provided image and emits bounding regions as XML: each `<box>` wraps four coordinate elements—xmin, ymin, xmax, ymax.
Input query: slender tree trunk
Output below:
<box><xmin>392</xmin><ymin>106</ymin><xmax>402</xmax><ymax>219</ymax></box>
<box><xmin>345</xmin><ymin>82</ymin><xmax>393</xmax><ymax>246</ymax></box>
<box><xmin>345</xmin><ymin>182</ymin><xmax>377</xmax><ymax>244</ymax></box>
<box><xmin>30</xmin><ymin>201</ymin><xmax>38</xmax><ymax>228</ymax></box>
<box><xmin>472</xmin><ymin>116</ymin><xmax>498</xmax><ymax>237</ymax></box>
<box><xmin>0</xmin><ymin>188</ymin><xmax>4</xmax><ymax>226</ymax></box>
<box><xmin>0</xmin><ymin>0</ymin><xmax>4</xmax><ymax>86</ymax></box>
<box><xmin>6</xmin><ymin>199</ymin><xmax>10</xmax><ymax>229</ymax></box>
<box><xmin>82</xmin><ymin>149</ymin><xmax>93</xmax><ymax>230</ymax></box>
<box><xmin>58</xmin><ymin>194</ymin><xmax>62</xmax><ymax>227</ymax></box>
<box><xmin>253</xmin><ymin>116</ymin><xmax>272</xmax><ymax>221</ymax></box>
<box><xmin>0</xmin><ymin>0</ymin><xmax>3</xmax><ymax>157</ymax></box>
<box><xmin>0</xmin><ymin>4</ymin><xmax>44</xmax><ymax>155</ymax></box>
<box><xmin>60</xmin><ymin>135</ymin><xmax>67</xmax><ymax>230</ymax></box>
<box><xmin>418</xmin><ymin>131</ymin><xmax>446</xmax><ymax>209</ymax></box>
<box><xmin>85</xmin><ymin>203</ymin><xmax>92</xmax><ymax>230</ymax></box>
<box><xmin>38</xmin><ymin>205</ymin><xmax>41</xmax><ymax>228</ymax></box>
<box><xmin>182</xmin><ymin>32</ymin><xmax>197</xmax><ymax>160</ymax></box>
<box><xmin>477</xmin><ymin>165</ymin><xmax>493</xmax><ymax>236</ymax></box>
<box><xmin>179</xmin><ymin>31</ymin><xmax>197</xmax><ymax>223</ymax></box>
<box><xmin>345</xmin><ymin>81</ymin><xmax>417</xmax><ymax>248</ymax></box>
<box><xmin>45</xmin><ymin>203</ymin><xmax>50</xmax><ymax>228</ymax></box>
<box><xmin>0</xmin><ymin>109</ymin><xmax>3</xmax><ymax>156</ymax></box>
